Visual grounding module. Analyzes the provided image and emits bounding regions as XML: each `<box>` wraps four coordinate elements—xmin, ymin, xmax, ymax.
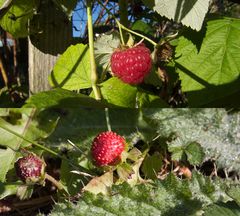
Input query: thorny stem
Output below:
<box><xmin>86</xmin><ymin>0</ymin><xmax>101</xmax><ymax>100</ymax></box>
<box><xmin>96</xmin><ymin>0</ymin><xmax>157</xmax><ymax>46</ymax></box>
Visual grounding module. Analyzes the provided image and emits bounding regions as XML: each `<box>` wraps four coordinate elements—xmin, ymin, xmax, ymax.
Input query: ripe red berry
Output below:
<box><xmin>91</xmin><ymin>131</ymin><xmax>126</xmax><ymax>167</ymax></box>
<box><xmin>110</xmin><ymin>44</ymin><xmax>152</xmax><ymax>84</ymax></box>
<box><xmin>15</xmin><ymin>154</ymin><xmax>46</xmax><ymax>185</ymax></box>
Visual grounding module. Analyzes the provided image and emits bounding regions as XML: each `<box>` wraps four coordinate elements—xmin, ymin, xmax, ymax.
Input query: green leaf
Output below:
<box><xmin>0</xmin><ymin>148</ymin><xmax>15</xmax><ymax>182</ymax></box>
<box><xmin>59</xmin><ymin>160</ymin><xmax>84</xmax><ymax>196</ymax></box>
<box><xmin>141</xmin><ymin>152</ymin><xmax>163</xmax><ymax>179</ymax></box>
<box><xmin>143</xmin><ymin>109</ymin><xmax>240</xmax><ymax>172</ymax></box>
<box><xmin>185</xmin><ymin>142</ymin><xmax>205</xmax><ymax>165</ymax></box>
<box><xmin>226</xmin><ymin>185</ymin><xmax>240</xmax><ymax>206</ymax></box>
<box><xmin>189</xmin><ymin>171</ymin><xmax>230</xmax><ymax>204</ymax></box>
<box><xmin>175</xmin><ymin>17</ymin><xmax>240</xmax><ymax>106</ymax></box>
<box><xmin>132</xmin><ymin>20</ymin><xmax>154</xmax><ymax>36</ymax></box>
<box><xmin>204</xmin><ymin>202</ymin><xmax>240</xmax><ymax>216</ymax></box>
<box><xmin>49</xmin><ymin>44</ymin><xmax>92</xmax><ymax>90</ymax></box>
<box><xmin>0</xmin><ymin>109</ymin><xmax>59</xmax><ymax>181</ymax></box>
<box><xmin>0</xmin><ymin>109</ymin><xmax>58</xmax><ymax>149</ymax></box>
<box><xmin>142</xmin><ymin>0</ymin><xmax>210</xmax><ymax>31</ymax></box>
<box><xmin>29</xmin><ymin>0</ymin><xmax>73</xmax><ymax>55</ymax></box>
<box><xmin>0</xmin><ymin>182</ymin><xmax>19</xmax><ymax>199</ymax></box>
<box><xmin>137</xmin><ymin>91</ymin><xmax>168</xmax><ymax>108</ymax></box>
<box><xmin>168</xmin><ymin>145</ymin><xmax>184</xmax><ymax>161</ymax></box>
<box><xmin>100</xmin><ymin>78</ymin><xmax>167</xmax><ymax>108</ymax></box>
<box><xmin>0</xmin><ymin>0</ymin><xmax>39</xmax><ymax>37</ymax></box>
<box><xmin>24</xmin><ymin>89</ymin><xmax>105</xmax><ymax>109</ymax></box>
<box><xmin>49</xmin><ymin>172</ymin><xmax>232</xmax><ymax>216</ymax></box>
<box><xmin>95</xmin><ymin>32</ymin><xmax>120</xmax><ymax>70</ymax></box>
<box><xmin>100</xmin><ymin>78</ymin><xmax>138</xmax><ymax>108</ymax></box>
<box><xmin>41</xmin><ymin>108</ymin><xmax>155</xmax><ymax>160</ymax></box>
<box><xmin>0</xmin><ymin>109</ymin><xmax>35</xmax><ymax>150</ymax></box>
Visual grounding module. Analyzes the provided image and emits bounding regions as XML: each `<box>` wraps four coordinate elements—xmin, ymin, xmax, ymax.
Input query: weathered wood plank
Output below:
<box><xmin>28</xmin><ymin>0</ymin><xmax>73</xmax><ymax>94</ymax></box>
<box><xmin>28</xmin><ymin>41</ymin><xmax>57</xmax><ymax>94</ymax></box>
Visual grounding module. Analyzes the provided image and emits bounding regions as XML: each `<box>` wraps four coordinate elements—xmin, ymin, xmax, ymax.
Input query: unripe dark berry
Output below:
<box><xmin>15</xmin><ymin>154</ymin><xmax>46</xmax><ymax>185</ymax></box>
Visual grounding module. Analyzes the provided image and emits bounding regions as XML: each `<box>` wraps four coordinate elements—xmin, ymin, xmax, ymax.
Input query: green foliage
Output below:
<box><xmin>0</xmin><ymin>148</ymin><xmax>15</xmax><ymax>182</ymax></box>
<box><xmin>1</xmin><ymin>0</ymin><xmax>240</xmax><ymax>214</ymax></box>
<box><xmin>24</xmin><ymin>89</ymin><xmax>105</xmax><ymax>108</ymax></box>
<box><xmin>94</xmin><ymin>32</ymin><xmax>120</xmax><ymax>70</ymax></box>
<box><xmin>169</xmin><ymin>141</ymin><xmax>205</xmax><ymax>165</ymax></box>
<box><xmin>141</xmin><ymin>152</ymin><xmax>163</xmax><ymax>179</ymax></box>
<box><xmin>226</xmin><ymin>185</ymin><xmax>240</xmax><ymax>206</ymax></box>
<box><xmin>1</xmin><ymin>0</ymin><xmax>239</xmax><ymax>107</ymax></box>
<box><xmin>143</xmin><ymin>109</ymin><xmax>240</xmax><ymax>172</ymax></box>
<box><xmin>0</xmin><ymin>0</ymin><xmax>39</xmax><ymax>37</ymax></box>
<box><xmin>49</xmin><ymin>44</ymin><xmax>92</xmax><ymax>90</ymax></box>
<box><xmin>0</xmin><ymin>108</ymin><xmax>240</xmax><ymax>214</ymax></box>
<box><xmin>132</xmin><ymin>20</ymin><xmax>154</xmax><ymax>36</ymax></box>
<box><xmin>0</xmin><ymin>109</ymin><xmax>58</xmax><ymax>181</ymax></box>
<box><xmin>204</xmin><ymin>202</ymin><xmax>240</xmax><ymax>216</ymax></box>
<box><xmin>0</xmin><ymin>182</ymin><xmax>19</xmax><ymax>199</ymax></box>
<box><xmin>142</xmin><ymin>0</ymin><xmax>211</xmax><ymax>31</ymax></box>
<box><xmin>100</xmin><ymin>77</ymin><xmax>138</xmax><ymax>108</ymax></box>
<box><xmin>43</xmin><ymin>108</ymin><xmax>143</xmax><ymax>150</ymax></box>
<box><xmin>175</xmin><ymin>17</ymin><xmax>240</xmax><ymax>106</ymax></box>
<box><xmin>48</xmin><ymin>172</ymin><xmax>233</xmax><ymax>216</ymax></box>
<box><xmin>184</xmin><ymin>142</ymin><xmax>205</xmax><ymax>165</ymax></box>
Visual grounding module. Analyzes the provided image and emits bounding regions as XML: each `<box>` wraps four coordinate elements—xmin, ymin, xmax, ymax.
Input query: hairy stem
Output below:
<box><xmin>86</xmin><ymin>0</ymin><xmax>101</xmax><ymax>100</ymax></box>
<box><xmin>45</xmin><ymin>173</ymin><xmax>64</xmax><ymax>191</ymax></box>
<box><xmin>105</xmin><ymin>108</ymin><xmax>112</xmax><ymax>131</ymax></box>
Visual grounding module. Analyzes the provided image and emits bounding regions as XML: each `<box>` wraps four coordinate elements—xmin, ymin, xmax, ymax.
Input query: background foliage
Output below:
<box><xmin>0</xmin><ymin>0</ymin><xmax>240</xmax><ymax>107</ymax></box>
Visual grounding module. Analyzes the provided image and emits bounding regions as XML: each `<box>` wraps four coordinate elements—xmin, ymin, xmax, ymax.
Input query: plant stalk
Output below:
<box><xmin>96</xmin><ymin>0</ymin><xmax>157</xmax><ymax>46</ymax></box>
<box><xmin>86</xmin><ymin>0</ymin><xmax>101</xmax><ymax>100</ymax></box>
<box><xmin>0</xmin><ymin>119</ymin><xmax>88</xmax><ymax>172</ymax></box>
<box><xmin>119</xmin><ymin>0</ymin><xmax>129</xmax><ymax>43</ymax></box>
<box><xmin>116</xmin><ymin>20</ymin><xmax>157</xmax><ymax>46</ymax></box>
<box><xmin>45</xmin><ymin>173</ymin><xmax>64</xmax><ymax>191</ymax></box>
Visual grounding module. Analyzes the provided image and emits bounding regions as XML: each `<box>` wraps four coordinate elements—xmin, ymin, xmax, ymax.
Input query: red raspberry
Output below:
<box><xmin>15</xmin><ymin>154</ymin><xmax>46</xmax><ymax>185</ymax></box>
<box><xmin>91</xmin><ymin>131</ymin><xmax>126</xmax><ymax>167</ymax></box>
<box><xmin>110</xmin><ymin>44</ymin><xmax>152</xmax><ymax>84</ymax></box>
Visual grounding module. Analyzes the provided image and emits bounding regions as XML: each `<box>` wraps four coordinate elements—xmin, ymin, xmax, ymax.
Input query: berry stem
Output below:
<box><xmin>86</xmin><ymin>0</ymin><xmax>101</xmax><ymax>100</ymax></box>
<box><xmin>118</xmin><ymin>24</ymin><xmax>125</xmax><ymax>45</ymax></box>
<box><xmin>45</xmin><ymin>173</ymin><xmax>65</xmax><ymax>191</ymax></box>
<box><xmin>96</xmin><ymin>0</ymin><xmax>157</xmax><ymax>46</ymax></box>
<box><xmin>116</xmin><ymin>20</ymin><xmax>157</xmax><ymax>46</ymax></box>
<box><xmin>105</xmin><ymin>108</ymin><xmax>112</xmax><ymax>131</ymax></box>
